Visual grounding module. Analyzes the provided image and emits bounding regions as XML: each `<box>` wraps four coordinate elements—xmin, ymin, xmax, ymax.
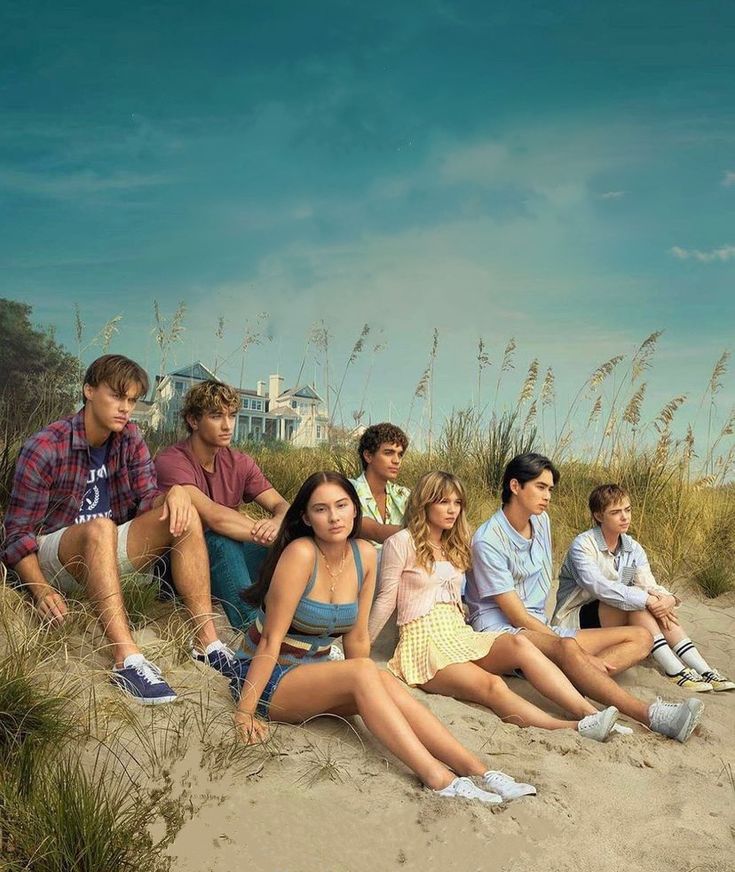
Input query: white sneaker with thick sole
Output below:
<box><xmin>482</xmin><ymin>770</ymin><xmax>537</xmax><ymax>800</ymax></box>
<box><xmin>648</xmin><ymin>697</ymin><xmax>704</xmax><ymax>742</ymax></box>
<box><xmin>433</xmin><ymin>776</ymin><xmax>503</xmax><ymax>804</ymax></box>
<box><xmin>577</xmin><ymin>706</ymin><xmax>619</xmax><ymax>742</ymax></box>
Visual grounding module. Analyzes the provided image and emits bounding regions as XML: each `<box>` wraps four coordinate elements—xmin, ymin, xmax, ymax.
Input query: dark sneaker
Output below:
<box><xmin>648</xmin><ymin>697</ymin><xmax>704</xmax><ymax>742</ymax></box>
<box><xmin>111</xmin><ymin>654</ymin><xmax>178</xmax><ymax>705</ymax></box>
<box><xmin>192</xmin><ymin>641</ymin><xmax>240</xmax><ymax>681</ymax></box>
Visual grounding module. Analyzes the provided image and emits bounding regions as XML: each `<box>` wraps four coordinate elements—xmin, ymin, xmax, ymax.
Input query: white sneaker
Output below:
<box><xmin>610</xmin><ymin>722</ymin><xmax>634</xmax><ymax>736</ymax></box>
<box><xmin>433</xmin><ymin>776</ymin><xmax>503</xmax><ymax>804</ymax></box>
<box><xmin>482</xmin><ymin>770</ymin><xmax>537</xmax><ymax>800</ymax></box>
<box><xmin>577</xmin><ymin>706</ymin><xmax>619</xmax><ymax>742</ymax></box>
<box><xmin>648</xmin><ymin>697</ymin><xmax>704</xmax><ymax>743</ymax></box>
<box><xmin>700</xmin><ymin>669</ymin><xmax>735</xmax><ymax>692</ymax></box>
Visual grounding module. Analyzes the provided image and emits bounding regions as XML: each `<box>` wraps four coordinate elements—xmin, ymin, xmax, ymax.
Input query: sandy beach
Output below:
<box><xmin>162</xmin><ymin>591</ymin><xmax>734</xmax><ymax>872</ymax></box>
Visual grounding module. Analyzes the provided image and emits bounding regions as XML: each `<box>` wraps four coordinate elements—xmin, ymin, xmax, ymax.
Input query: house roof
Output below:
<box><xmin>279</xmin><ymin>385</ymin><xmax>322</xmax><ymax>401</ymax></box>
<box><xmin>168</xmin><ymin>362</ymin><xmax>218</xmax><ymax>381</ymax></box>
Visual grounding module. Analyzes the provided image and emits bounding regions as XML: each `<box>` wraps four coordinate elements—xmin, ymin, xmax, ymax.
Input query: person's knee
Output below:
<box><xmin>630</xmin><ymin>625</ymin><xmax>654</xmax><ymax>653</ymax></box>
<box><xmin>483</xmin><ymin>672</ymin><xmax>505</xmax><ymax>699</ymax></box>
<box><xmin>349</xmin><ymin>657</ymin><xmax>381</xmax><ymax>685</ymax></box>
<box><xmin>79</xmin><ymin>518</ymin><xmax>118</xmax><ymax>548</ymax></box>
<box><xmin>558</xmin><ymin>637</ymin><xmax>584</xmax><ymax>663</ymax></box>
<box><xmin>509</xmin><ymin>633</ymin><xmax>534</xmax><ymax>655</ymax></box>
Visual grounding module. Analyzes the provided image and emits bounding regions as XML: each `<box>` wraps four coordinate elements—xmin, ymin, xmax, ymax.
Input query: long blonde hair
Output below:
<box><xmin>406</xmin><ymin>471</ymin><xmax>472</xmax><ymax>572</ymax></box>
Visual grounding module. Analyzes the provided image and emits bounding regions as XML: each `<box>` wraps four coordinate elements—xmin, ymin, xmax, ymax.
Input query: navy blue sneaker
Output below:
<box><xmin>192</xmin><ymin>641</ymin><xmax>240</xmax><ymax>681</ymax></box>
<box><xmin>110</xmin><ymin>654</ymin><xmax>178</xmax><ymax>705</ymax></box>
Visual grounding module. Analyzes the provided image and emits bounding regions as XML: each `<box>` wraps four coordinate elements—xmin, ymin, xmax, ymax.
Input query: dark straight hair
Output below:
<box><xmin>241</xmin><ymin>471</ymin><xmax>362</xmax><ymax>608</ymax></box>
<box><xmin>501</xmin><ymin>453</ymin><xmax>560</xmax><ymax>505</ymax></box>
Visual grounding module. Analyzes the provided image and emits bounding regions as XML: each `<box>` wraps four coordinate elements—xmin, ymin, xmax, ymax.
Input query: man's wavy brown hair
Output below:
<box><xmin>181</xmin><ymin>379</ymin><xmax>241</xmax><ymax>433</ymax></box>
<box><xmin>83</xmin><ymin>355</ymin><xmax>149</xmax><ymax>403</ymax></box>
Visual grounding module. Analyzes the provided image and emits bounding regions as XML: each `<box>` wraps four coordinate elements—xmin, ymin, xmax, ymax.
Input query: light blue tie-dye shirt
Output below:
<box><xmin>465</xmin><ymin>509</ymin><xmax>553</xmax><ymax>633</ymax></box>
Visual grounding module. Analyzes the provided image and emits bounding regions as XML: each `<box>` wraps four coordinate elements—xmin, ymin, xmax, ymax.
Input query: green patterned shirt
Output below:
<box><xmin>349</xmin><ymin>471</ymin><xmax>410</xmax><ymax>548</ymax></box>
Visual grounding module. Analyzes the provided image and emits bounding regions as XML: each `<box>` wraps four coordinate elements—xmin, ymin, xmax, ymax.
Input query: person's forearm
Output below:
<box><xmin>237</xmin><ymin>640</ymin><xmax>281</xmax><ymax>713</ymax></box>
<box><xmin>210</xmin><ymin>508</ymin><xmax>258</xmax><ymax>542</ymax></box>
<box><xmin>343</xmin><ymin>633</ymin><xmax>370</xmax><ymax>659</ymax></box>
<box><xmin>359</xmin><ymin>518</ymin><xmax>402</xmax><ymax>543</ymax></box>
<box><xmin>270</xmin><ymin>500</ymin><xmax>289</xmax><ymax>521</ymax></box>
<box><xmin>15</xmin><ymin>553</ymin><xmax>54</xmax><ymax>600</ymax></box>
<box><xmin>519</xmin><ymin>613</ymin><xmax>558</xmax><ymax>635</ymax></box>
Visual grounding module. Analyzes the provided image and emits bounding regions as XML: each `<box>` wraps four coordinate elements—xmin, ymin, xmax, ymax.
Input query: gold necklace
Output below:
<box><xmin>316</xmin><ymin>543</ymin><xmax>349</xmax><ymax>593</ymax></box>
<box><xmin>429</xmin><ymin>541</ymin><xmax>446</xmax><ymax>558</ymax></box>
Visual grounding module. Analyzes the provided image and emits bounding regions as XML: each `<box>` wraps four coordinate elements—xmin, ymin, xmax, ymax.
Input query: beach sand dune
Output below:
<box><xmin>166</xmin><ymin>595</ymin><xmax>734</xmax><ymax>872</ymax></box>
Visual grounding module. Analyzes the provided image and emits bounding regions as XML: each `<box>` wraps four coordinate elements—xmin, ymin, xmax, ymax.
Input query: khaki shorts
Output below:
<box><xmin>36</xmin><ymin>520</ymin><xmax>139</xmax><ymax>593</ymax></box>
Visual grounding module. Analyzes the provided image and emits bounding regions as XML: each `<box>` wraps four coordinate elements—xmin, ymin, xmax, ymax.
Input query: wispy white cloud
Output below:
<box><xmin>600</xmin><ymin>190</ymin><xmax>627</xmax><ymax>199</ymax></box>
<box><xmin>670</xmin><ymin>244</ymin><xmax>735</xmax><ymax>263</ymax></box>
<box><xmin>0</xmin><ymin>167</ymin><xmax>170</xmax><ymax>198</ymax></box>
<box><xmin>723</xmin><ymin>170</ymin><xmax>735</xmax><ymax>187</ymax></box>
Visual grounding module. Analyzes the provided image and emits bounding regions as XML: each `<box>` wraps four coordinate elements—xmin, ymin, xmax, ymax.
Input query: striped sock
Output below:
<box><xmin>651</xmin><ymin>634</ymin><xmax>685</xmax><ymax>676</ymax></box>
<box><xmin>672</xmin><ymin>638</ymin><xmax>711</xmax><ymax>675</ymax></box>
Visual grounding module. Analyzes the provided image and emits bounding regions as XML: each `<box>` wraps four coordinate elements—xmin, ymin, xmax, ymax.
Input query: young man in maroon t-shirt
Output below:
<box><xmin>155</xmin><ymin>380</ymin><xmax>289</xmax><ymax>630</ymax></box>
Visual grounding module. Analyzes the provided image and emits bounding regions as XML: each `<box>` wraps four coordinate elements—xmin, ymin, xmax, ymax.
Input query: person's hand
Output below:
<box><xmin>159</xmin><ymin>485</ymin><xmax>193</xmax><ymax>537</ymax></box>
<box><xmin>588</xmin><ymin>653</ymin><xmax>615</xmax><ymax>674</ymax></box>
<box><xmin>658</xmin><ymin>611</ymin><xmax>680</xmax><ymax>630</ymax></box>
<box><xmin>234</xmin><ymin>709</ymin><xmax>269</xmax><ymax>744</ymax></box>
<box><xmin>34</xmin><ymin>589</ymin><xmax>68</xmax><ymax>627</ymax></box>
<box><xmin>251</xmin><ymin>517</ymin><xmax>280</xmax><ymax>545</ymax></box>
<box><xmin>646</xmin><ymin>594</ymin><xmax>667</xmax><ymax>619</ymax></box>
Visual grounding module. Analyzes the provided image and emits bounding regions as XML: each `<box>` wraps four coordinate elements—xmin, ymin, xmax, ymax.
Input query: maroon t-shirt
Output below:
<box><xmin>154</xmin><ymin>440</ymin><xmax>272</xmax><ymax>509</ymax></box>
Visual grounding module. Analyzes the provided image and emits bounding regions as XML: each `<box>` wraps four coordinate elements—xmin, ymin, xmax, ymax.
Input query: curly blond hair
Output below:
<box><xmin>181</xmin><ymin>379</ymin><xmax>241</xmax><ymax>433</ymax></box>
<box><xmin>405</xmin><ymin>471</ymin><xmax>472</xmax><ymax>572</ymax></box>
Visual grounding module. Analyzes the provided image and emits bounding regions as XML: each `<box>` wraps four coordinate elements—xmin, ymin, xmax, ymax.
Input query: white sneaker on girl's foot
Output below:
<box><xmin>577</xmin><ymin>706</ymin><xmax>619</xmax><ymax>742</ymax></box>
<box><xmin>481</xmin><ymin>770</ymin><xmax>537</xmax><ymax>800</ymax></box>
<box><xmin>433</xmin><ymin>776</ymin><xmax>503</xmax><ymax>804</ymax></box>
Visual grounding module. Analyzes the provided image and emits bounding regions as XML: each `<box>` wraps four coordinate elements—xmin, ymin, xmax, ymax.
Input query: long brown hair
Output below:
<box><xmin>241</xmin><ymin>471</ymin><xmax>362</xmax><ymax>607</ymax></box>
<box><xmin>405</xmin><ymin>471</ymin><xmax>472</xmax><ymax>572</ymax></box>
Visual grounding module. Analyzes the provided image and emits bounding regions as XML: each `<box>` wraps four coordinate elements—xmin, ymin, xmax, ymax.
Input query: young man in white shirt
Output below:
<box><xmin>554</xmin><ymin>483</ymin><xmax>733</xmax><ymax>692</ymax></box>
<box><xmin>465</xmin><ymin>453</ymin><xmax>705</xmax><ymax>742</ymax></box>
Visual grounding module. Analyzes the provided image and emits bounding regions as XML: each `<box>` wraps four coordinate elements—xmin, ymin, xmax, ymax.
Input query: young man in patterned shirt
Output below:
<box><xmin>350</xmin><ymin>423</ymin><xmax>410</xmax><ymax>548</ymax></box>
<box><xmin>2</xmin><ymin>355</ymin><xmax>239</xmax><ymax>704</ymax></box>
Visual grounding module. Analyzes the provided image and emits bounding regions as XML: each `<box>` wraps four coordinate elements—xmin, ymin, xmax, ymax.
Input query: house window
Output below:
<box><xmin>175</xmin><ymin>380</ymin><xmax>184</xmax><ymax>392</ymax></box>
<box><xmin>242</xmin><ymin>398</ymin><xmax>249</xmax><ymax>410</ymax></box>
<box><xmin>252</xmin><ymin>400</ymin><xmax>262</xmax><ymax>411</ymax></box>
<box><xmin>291</xmin><ymin>400</ymin><xmax>297</xmax><ymax>409</ymax></box>
<box><xmin>316</xmin><ymin>425</ymin><xmax>322</xmax><ymax>439</ymax></box>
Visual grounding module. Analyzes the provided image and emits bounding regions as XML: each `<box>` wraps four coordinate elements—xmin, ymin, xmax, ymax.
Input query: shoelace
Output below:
<box><xmin>132</xmin><ymin>659</ymin><xmax>166</xmax><ymax>686</ymax></box>
<box><xmin>648</xmin><ymin>697</ymin><xmax>680</xmax><ymax>729</ymax></box>
<box><xmin>218</xmin><ymin>643</ymin><xmax>237</xmax><ymax>663</ymax></box>
<box><xmin>577</xmin><ymin>711</ymin><xmax>600</xmax><ymax>730</ymax></box>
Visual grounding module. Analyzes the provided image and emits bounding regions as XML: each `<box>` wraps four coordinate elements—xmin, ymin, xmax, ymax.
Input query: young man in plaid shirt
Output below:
<box><xmin>1</xmin><ymin>354</ymin><xmax>240</xmax><ymax>704</ymax></box>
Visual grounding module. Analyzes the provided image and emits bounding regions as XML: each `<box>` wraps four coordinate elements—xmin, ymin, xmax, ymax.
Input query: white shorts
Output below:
<box><xmin>36</xmin><ymin>520</ymin><xmax>139</xmax><ymax>593</ymax></box>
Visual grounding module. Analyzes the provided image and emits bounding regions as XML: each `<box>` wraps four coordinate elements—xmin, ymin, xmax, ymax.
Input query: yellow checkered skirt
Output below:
<box><xmin>388</xmin><ymin>602</ymin><xmax>501</xmax><ymax>686</ymax></box>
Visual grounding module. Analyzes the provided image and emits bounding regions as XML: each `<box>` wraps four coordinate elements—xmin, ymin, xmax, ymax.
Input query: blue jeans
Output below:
<box><xmin>205</xmin><ymin>531</ymin><xmax>268</xmax><ymax>633</ymax></box>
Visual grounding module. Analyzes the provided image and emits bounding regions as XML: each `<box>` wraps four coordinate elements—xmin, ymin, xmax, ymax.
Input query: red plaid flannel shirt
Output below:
<box><xmin>1</xmin><ymin>409</ymin><xmax>162</xmax><ymax>568</ymax></box>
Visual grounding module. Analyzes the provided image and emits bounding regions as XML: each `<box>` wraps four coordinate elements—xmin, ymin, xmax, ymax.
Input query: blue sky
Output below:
<box><xmin>2</xmin><ymin>1</ymin><xmax>734</xmax><ymax>450</ymax></box>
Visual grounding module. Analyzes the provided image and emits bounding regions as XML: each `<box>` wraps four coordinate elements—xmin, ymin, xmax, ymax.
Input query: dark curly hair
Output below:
<box><xmin>357</xmin><ymin>423</ymin><xmax>409</xmax><ymax>470</ymax></box>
